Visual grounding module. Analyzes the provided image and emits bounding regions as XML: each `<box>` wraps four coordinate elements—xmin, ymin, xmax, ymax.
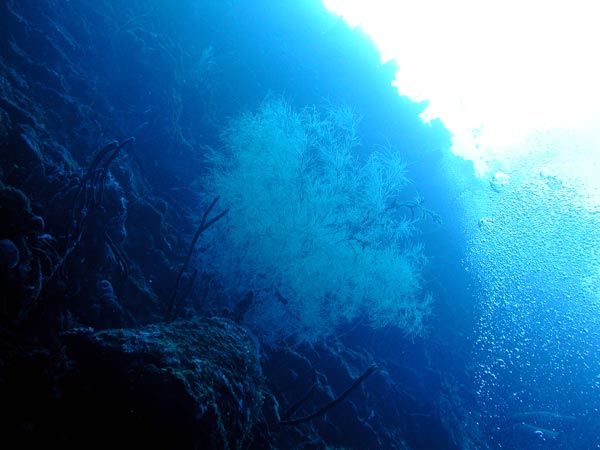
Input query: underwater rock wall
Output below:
<box><xmin>59</xmin><ymin>318</ymin><xmax>264</xmax><ymax>449</ymax></box>
<box><xmin>0</xmin><ymin>1</ymin><xmax>477</xmax><ymax>449</ymax></box>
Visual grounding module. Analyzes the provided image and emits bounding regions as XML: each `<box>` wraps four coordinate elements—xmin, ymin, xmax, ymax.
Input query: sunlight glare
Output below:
<box><xmin>323</xmin><ymin>0</ymin><xmax>600</xmax><ymax>208</ymax></box>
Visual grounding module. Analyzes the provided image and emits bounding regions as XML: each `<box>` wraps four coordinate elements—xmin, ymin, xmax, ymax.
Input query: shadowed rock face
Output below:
<box><xmin>53</xmin><ymin>317</ymin><xmax>263</xmax><ymax>449</ymax></box>
<box><xmin>3</xmin><ymin>318</ymin><xmax>263</xmax><ymax>449</ymax></box>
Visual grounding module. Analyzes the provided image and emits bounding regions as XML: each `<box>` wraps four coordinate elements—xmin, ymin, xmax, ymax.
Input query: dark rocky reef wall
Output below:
<box><xmin>0</xmin><ymin>1</ymin><xmax>479</xmax><ymax>449</ymax></box>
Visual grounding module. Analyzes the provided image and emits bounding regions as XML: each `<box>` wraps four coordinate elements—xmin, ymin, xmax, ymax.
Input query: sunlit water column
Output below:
<box><xmin>463</xmin><ymin>153</ymin><xmax>600</xmax><ymax>447</ymax></box>
<box><xmin>322</xmin><ymin>0</ymin><xmax>600</xmax><ymax>446</ymax></box>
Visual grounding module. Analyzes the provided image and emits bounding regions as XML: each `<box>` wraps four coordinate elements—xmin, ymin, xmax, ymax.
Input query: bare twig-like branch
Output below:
<box><xmin>280</xmin><ymin>364</ymin><xmax>378</xmax><ymax>426</ymax></box>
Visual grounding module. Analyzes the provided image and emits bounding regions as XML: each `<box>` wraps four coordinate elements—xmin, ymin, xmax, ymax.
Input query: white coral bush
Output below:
<box><xmin>199</xmin><ymin>98</ymin><xmax>431</xmax><ymax>344</ymax></box>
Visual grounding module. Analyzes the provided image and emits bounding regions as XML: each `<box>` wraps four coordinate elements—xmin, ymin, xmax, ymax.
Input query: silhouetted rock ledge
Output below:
<box><xmin>57</xmin><ymin>317</ymin><xmax>264</xmax><ymax>449</ymax></box>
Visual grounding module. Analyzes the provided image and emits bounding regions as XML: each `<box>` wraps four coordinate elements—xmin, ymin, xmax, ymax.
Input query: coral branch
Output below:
<box><xmin>280</xmin><ymin>364</ymin><xmax>378</xmax><ymax>426</ymax></box>
<box><xmin>165</xmin><ymin>196</ymin><xmax>229</xmax><ymax>321</ymax></box>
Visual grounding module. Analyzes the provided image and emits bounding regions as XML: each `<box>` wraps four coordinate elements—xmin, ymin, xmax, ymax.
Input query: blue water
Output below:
<box><xmin>2</xmin><ymin>0</ymin><xmax>599</xmax><ymax>448</ymax></box>
<box><xmin>468</xmin><ymin>173</ymin><xmax>600</xmax><ymax>449</ymax></box>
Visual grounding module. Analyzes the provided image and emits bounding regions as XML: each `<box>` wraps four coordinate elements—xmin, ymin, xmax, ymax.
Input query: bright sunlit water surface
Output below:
<box><xmin>324</xmin><ymin>0</ymin><xmax>600</xmax><ymax>208</ymax></box>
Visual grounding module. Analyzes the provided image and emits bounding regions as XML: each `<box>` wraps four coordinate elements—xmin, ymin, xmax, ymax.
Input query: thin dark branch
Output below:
<box><xmin>57</xmin><ymin>138</ymin><xmax>134</xmax><ymax>280</ymax></box>
<box><xmin>281</xmin><ymin>382</ymin><xmax>319</xmax><ymax>421</ymax></box>
<box><xmin>165</xmin><ymin>196</ymin><xmax>229</xmax><ymax>321</ymax></box>
<box><xmin>173</xmin><ymin>269</ymin><xmax>198</xmax><ymax>319</ymax></box>
<box><xmin>280</xmin><ymin>364</ymin><xmax>378</xmax><ymax>426</ymax></box>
